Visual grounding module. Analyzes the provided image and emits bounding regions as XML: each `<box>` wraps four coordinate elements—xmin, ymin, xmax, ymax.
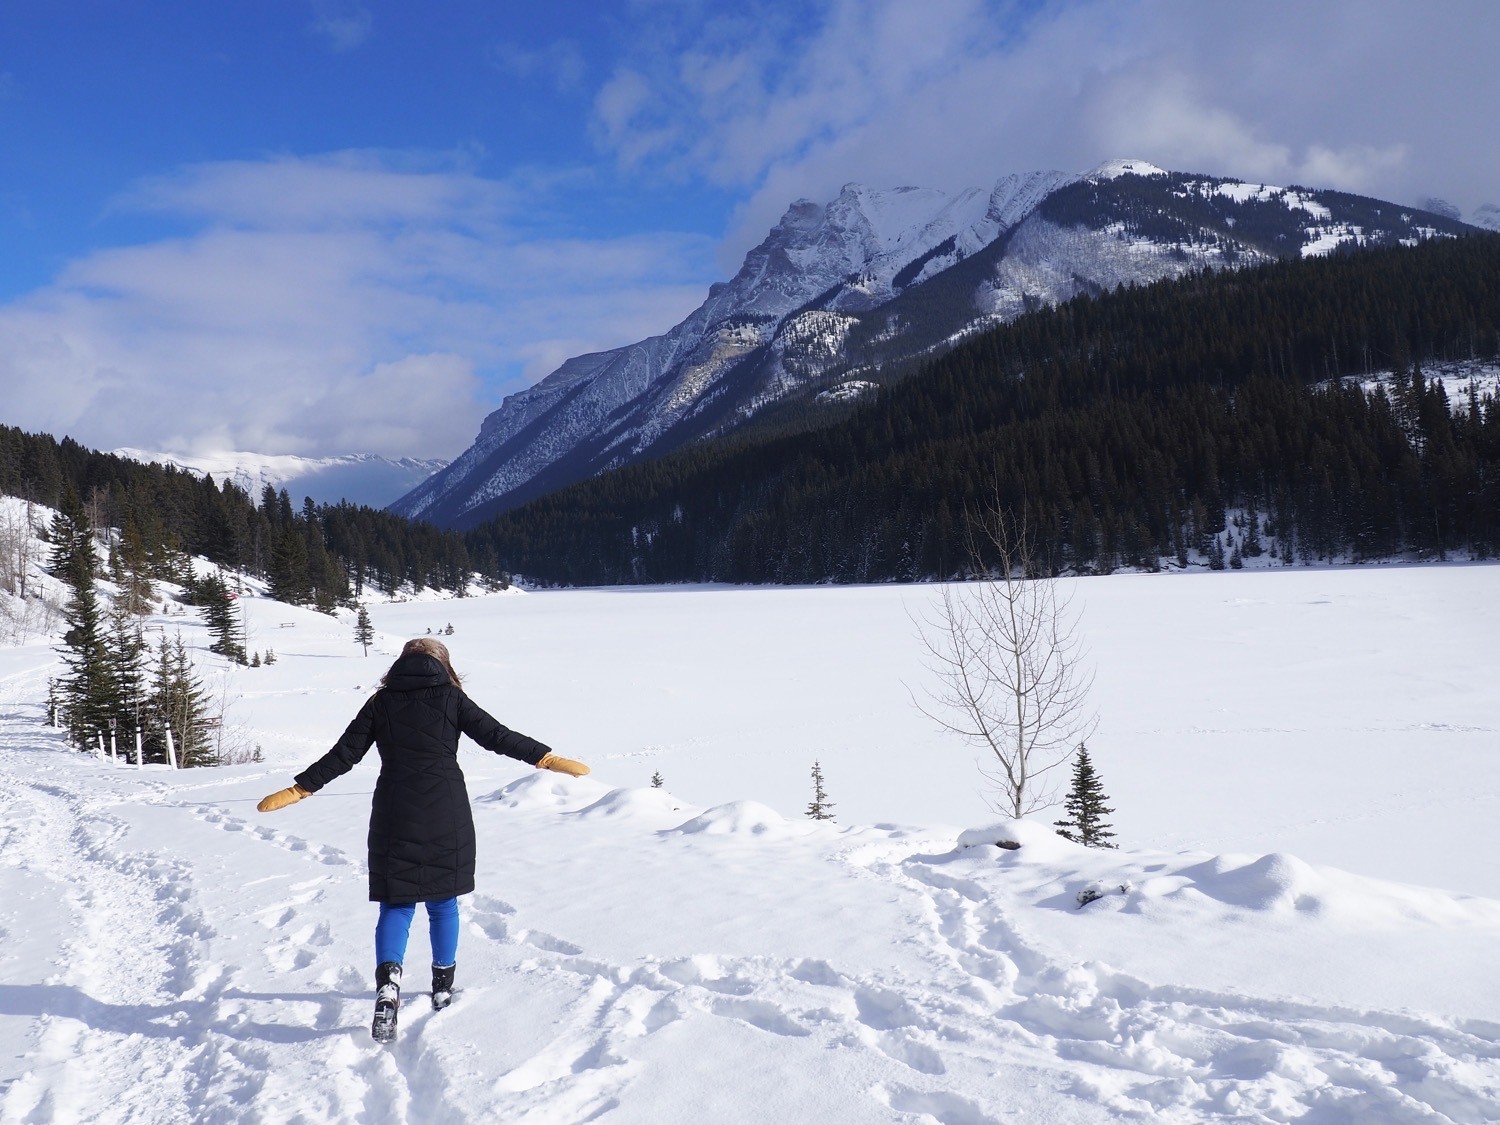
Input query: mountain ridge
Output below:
<box><xmin>113</xmin><ymin>448</ymin><xmax>447</xmax><ymax>510</ymax></box>
<box><xmin>394</xmin><ymin>160</ymin><xmax>1476</xmax><ymax>529</ymax></box>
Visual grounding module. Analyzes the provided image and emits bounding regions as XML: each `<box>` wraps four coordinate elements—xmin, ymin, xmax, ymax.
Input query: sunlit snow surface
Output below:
<box><xmin>2</xmin><ymin>567</ymin><xmax>1499</xmax><ymax>1121</ymax></box>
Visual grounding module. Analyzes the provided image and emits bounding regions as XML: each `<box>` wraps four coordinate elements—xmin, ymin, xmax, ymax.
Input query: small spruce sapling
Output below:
<box><xmin>806</xmin><ymin>761</ymin><xmax>835</xmax><ymax>821</ymax></box>
<box><xmin>354</xmin><ymin>605</ymin><xmax>374</xmax><ymax>656</ymax></box>
<box><xmin>1054</xmin><ymin>744</ymin><xmax>1117</xmax><ymax>848</ymax></box>
<box><xmin>650</xmin><ymin>771</ymin><xmax>664</xmax><ymax>789</ymax></box>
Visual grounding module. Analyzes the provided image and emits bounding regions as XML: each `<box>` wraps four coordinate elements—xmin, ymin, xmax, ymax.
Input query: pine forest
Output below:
<box><xmin>467</xmin><ymin>233</ymin><xmax>1500</xmax><ymax>584</ymax></box>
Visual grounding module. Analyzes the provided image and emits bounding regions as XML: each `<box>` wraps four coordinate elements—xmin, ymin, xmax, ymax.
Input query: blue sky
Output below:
<box><xmin>1</xmin><ymin>0</ymin><xmax>1496</xmax><ymax>460</ymax></box>
<box><xmin>0</xmin><ymin>2</ymin><xmax>738</xmax><ymax>296</ymax></box>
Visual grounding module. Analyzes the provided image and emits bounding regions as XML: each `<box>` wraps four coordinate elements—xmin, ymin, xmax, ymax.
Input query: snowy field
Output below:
<box><xmin>2</xmin><ymin>566</ymin><xmax>1500</xmax><ymax>1122</ymax></box>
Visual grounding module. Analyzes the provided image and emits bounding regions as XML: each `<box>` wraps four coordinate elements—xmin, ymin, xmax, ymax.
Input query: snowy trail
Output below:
<box><xmin>0</xmin><ymin>699</ymin><xmax>423</xmax><ymax>1123</ymax></box>
<box><xmin>4</xmin><ymin>688</ymin><xmax>1500</xmax><ymax>1120</ymax></box>
<box><xmin>878</xmin><ymin>849</ymin><xmax>1500</xmax><ymax>1121</ymax></box>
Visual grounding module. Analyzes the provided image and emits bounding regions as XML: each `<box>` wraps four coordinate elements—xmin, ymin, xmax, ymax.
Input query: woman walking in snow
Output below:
<box><xmin>255</xmin><ymin>637</ymin><xmax>590</xmax><ymax>1041</ymax></box>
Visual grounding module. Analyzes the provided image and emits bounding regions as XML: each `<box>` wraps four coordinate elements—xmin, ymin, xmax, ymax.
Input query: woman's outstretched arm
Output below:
<box><xmin>456</xmin><ymin>693</ymin><xmax>551</xmax><ymax>766</ymax></box>
<box><xmin>292</xmin><ymin>693</ymin><xmax>382</xmax><ymax>794</ymax></box>
<box><xmin>457</xmin><ymin>695</ymin><xmax>590</xmax><ymax>776</ymax></box>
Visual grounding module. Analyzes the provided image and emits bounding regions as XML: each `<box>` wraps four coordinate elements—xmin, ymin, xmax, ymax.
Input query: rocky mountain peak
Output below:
<box><xmin>390</xmin><ymin>162</ymin><xmax>1481</xmax><ymax>530</ymax></box>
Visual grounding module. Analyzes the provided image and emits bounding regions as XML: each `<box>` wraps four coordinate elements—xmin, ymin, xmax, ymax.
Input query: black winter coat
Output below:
<box><xmin>294</xmin><ymin>653</ymin><xmax>550</xmax><ymax>904</ymax></box>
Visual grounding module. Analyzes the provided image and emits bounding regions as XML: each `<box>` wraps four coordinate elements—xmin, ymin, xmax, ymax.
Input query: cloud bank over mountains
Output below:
<box><xmin>0</xmin><ymin>153</ymin><xmax>715</xmax><ymax>460</ymax></box>
<box><xmin>595</xmin><ymin>0</ymin><xmax>1499</xmax><ymax>264</ymax></box>
<box><xmin>1</xmin><ymin>0</ymin><xmax>1494</xmax><ymax>462</ymax></box>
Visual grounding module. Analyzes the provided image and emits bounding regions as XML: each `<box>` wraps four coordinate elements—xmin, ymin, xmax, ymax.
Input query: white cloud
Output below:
<box><xmin>0</xmin><ymin>154</ymin><xmax>715</xmax><ymax>460</ymax></box>
<box><xmin>593</xmin><ymin>0</ymin><xmax>1500</xmax><ymax>261</ymax></box>
<box><xmin>488</xmin><ymin>39</ymin><xmax>588</xmax><ymax>94</ymax></box>
<box><xmin>118</xmin><ymin>152</ymin><xmax>517</xmax><ymax>230</ymax></box>
<box><xmin>308</xmin><ymin>0</ymin><xmax>372</xmax><ymax>52</ymax></box>
<box><xmin>10</xmin><ymin>0</ymin><xmax>1495</xmax><ymax>467</ymax></box>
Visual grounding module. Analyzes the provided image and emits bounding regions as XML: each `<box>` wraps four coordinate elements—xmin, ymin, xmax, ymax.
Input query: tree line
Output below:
<box><xmin>467</xmin><ymin>233</ymin><xmax>1500</xmax><ymax>584</ymax></box>
<box><xmin>0</xmin><ymin>432</ymin><xmax>484</xmax><ymax>602</ymax></box>
<box><xmin>46</xmin><ymin>485</ymin><xmax>219</xmax><ymax>765</ymax></box>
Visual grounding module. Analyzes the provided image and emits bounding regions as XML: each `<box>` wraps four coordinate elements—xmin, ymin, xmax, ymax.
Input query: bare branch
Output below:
<box><xmin>913</xmin><ymin>503</ymin><xmax>1098</xmax><ymax>818</ymax></box>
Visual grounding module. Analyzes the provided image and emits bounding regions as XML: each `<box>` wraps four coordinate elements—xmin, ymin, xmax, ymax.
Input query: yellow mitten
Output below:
<box><xmin>537</xmin><ymin>753</ymin><xmax>590</xmax><ymax>778</ymax></box>
<box><xmin>257</xmin><ymin>784</ymin><xmax>311</xmax><ymax>812</ymax></box>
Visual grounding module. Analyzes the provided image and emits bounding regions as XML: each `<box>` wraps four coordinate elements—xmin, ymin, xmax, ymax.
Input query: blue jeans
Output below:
<box><xmin>375</xmin><ymin>898</ymin><xmax>459</xmax><ymax>967</ymax></box>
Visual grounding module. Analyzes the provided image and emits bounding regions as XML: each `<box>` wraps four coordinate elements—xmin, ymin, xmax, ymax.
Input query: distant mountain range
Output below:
<box><xmin>391</xmin><ymin>159</ymin><xmax>1481</xmax><ymax>529</ymax></box>
<box><xmin>112</xmin><ymin>448</ymin><xmax>447</xmax><ymax>509</ymax></box>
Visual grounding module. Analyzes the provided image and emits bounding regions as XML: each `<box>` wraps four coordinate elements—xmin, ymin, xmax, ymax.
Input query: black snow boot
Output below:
<box><xmin>372</xmin><ymin>961</ymin><xmax>402</xmax><ymax>1043</ymax></box>
<box><xmin>432</xmin><ymin>963</ymin><xmax>456</xmax><ymax>1011</ymax></box>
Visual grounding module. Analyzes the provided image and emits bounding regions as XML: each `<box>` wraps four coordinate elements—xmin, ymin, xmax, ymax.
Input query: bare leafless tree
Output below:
<box><xmin>0</xmin><ymin>500</ymin><xmax>37</xmax><ymax>598</ymax></box>
<box><xmin>0</xmin><ymin>500</ymin><xmax>60</xmax><ymax>645</ymax></box>
<box><xmin>203</xmin><ymin>666</ymin><xmax>258</xmax><ymax>765</ymax></box>
<box><xmin>914</xmin><ymin>508</ymin><xmax>1097</xmax><ymax>818</ymax></box>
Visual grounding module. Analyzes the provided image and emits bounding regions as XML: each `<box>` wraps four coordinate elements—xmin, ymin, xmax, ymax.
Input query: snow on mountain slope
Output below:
<box><xmin>389</xmin><ymin>170</ymin><xmax>1077</xmax><ymax>527</ymax></box>
<box><xmin>1472</xmin><ymin>203</ymin><xmax>1500</xmax><ymax>232</ymax></box>
<box><xmin>114</xmin><ymin>448</ymin><xmax>447</xmax><ymax>509</ymax></box>
<box><xmin>3</xmin><ymin>564</ymin><xmax>1500</xmax><ymax>1122</ymax></box>
<box><xmin>1086</xmin><ymin>158</ymin><xmax>1168</xmax><ymax>180</ymax></box>
<box><xmin>393</xmin><ymin>162</ymin><xmax>1478</xmax><ymax>529</ymax></box>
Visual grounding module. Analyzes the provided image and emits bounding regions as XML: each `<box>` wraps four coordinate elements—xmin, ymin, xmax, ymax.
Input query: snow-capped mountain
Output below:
<box><xmin>393</xmin><ymin>160</ymin><xmax>1476</xmax><ymax>529</ymax></box>
<box><xmin>112</xmin><ymin>449</ymin><xmax>447</xmax><ymax>509</ymax></box>
<box><xmin>1472</xmin><ymin>203</ymin><xmax>1500</xmax><ymax>232</ymax></box>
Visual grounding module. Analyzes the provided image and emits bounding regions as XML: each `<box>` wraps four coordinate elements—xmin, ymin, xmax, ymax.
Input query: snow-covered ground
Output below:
<box><xmin>2</xmin><ymin>566</ymin><xmax>1499</xmax><ymax>1122</ymax></box>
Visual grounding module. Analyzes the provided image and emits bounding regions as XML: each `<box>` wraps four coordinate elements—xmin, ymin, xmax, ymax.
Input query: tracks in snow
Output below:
<box><xmin>3</xmin><ymin>677</ymin><xmax>1499</xmax><ymax>1123</ymax></box>
<box><xmin>0</xmin><ymin>700</ymin><xmax>438</xmax><ymax>1124</ymax></box>
<box><xmin>875</xmin><ymin>850</ymin><xmax>1500</xmax><ymax>1122</ymax></box>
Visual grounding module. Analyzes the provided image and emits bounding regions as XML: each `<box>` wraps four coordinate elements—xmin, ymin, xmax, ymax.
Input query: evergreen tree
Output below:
<box><xmin>47</xmin><ymin>485</ymin><xmax>91</xmax><ymax>581</ymax></box>
<box><xmin>1054</xmin><ymin>745</ymin><xmax>1117</xmax><ymax>848</ymax></box>
<box><xmin>1208</xmin><ymin>536</ymin><xmax>1227</xmax><ymax>571</ymax></box>
<box><xmin>650</xmin><ymin>771</ymin><xmax>664</xmax><ymax>789</ymax></box>
<box><xmin>146</xmin><ymin>634</ymin><xmax>213</xmax><ymax>767</ymax></box>
<box><xmin>302</xmin><ymin>497</ymin><xmax>349</xmax><ymax>614</ymax></box>
<box><xmin>269</xmin><ymin>530</ymin><xmax>311</xmax><ymax>605</ymax></box>
<box><xmin>105</xmin><ymin>602</ymin><xmax>149</xmax><ymax>745</ymax></box>
<box><xmin>806</xmin><ymin>761</ymin><xmax>835</xmax><ymax>821</ymax></box>
<box><xmin>199</xmin><ymin>572</ymin><xmax>246</xmax><ymax>663</ymax></box>
<box><xmin>354</xmin><ymin>604</ymin><xmax>374</xmax><ymax>656</ymax></box>
<box><xmin>117</xmin><ymin>520</ymin><xmax>155</xmax><ymax>616</ymax></box>
<box><xmin>1242</xmin><ymin>509</ymin><xmax>1264</xmax><ymax>558</ymax></box>
<box><xmin>55</xmin><ymin>499</ymin><xmax>115</xmax><ymax>747</ymax></box>
<box><xmin>264</xmin><ymin>647</ymin><xmax>277</xmax><ymax>665</ymax></box>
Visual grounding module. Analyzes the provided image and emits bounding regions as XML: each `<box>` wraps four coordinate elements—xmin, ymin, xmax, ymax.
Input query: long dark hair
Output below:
<box><xmin>379</xmin><ymin>637</ymin><xmax>463</xmax><ymax>688</ymax></box>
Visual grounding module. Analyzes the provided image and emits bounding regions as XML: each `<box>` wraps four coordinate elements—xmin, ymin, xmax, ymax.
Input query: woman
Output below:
<box><xmin>256</xmin><ymin>637</ymin><xmax>589</xmax><ymax>1042</ymax></box>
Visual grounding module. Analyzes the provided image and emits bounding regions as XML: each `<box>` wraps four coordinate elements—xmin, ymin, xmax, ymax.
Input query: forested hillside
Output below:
<box><xmin>468</xmin><ymin>234</ymin><xmax>1500</xmax><ymax>584</ymax></box>
<box><xmin>0</xmin><ymin>431</ymin><xmax>483</xmax><ymax>602</ymax></box>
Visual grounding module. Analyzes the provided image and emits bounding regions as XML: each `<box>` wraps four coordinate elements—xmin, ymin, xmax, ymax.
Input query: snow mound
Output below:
<box><xmin>1180</xmin><ymin>851</ymin><xmax>1324</xmax><ymax>912</ymax></box>
<box><xmin>958</xmin><ymin>818</ymin><xmax>1079</xmax><ymax>859</ymax></box>
<box><xmin>947</xmin><ymin>836</ymin><xmax>1500</xmax><ymax>930</ymax></box>
<box><xmin>478</xmin><ymin>771</ymin><xmax>608</xmax><ymax>811</ymax></box>
<box><xmin>669</xmin><ymin>800</ymin><xmax>792</xmax><ymax>838</ymax></box>
<box><xmin>573</xmin><ymin>786</ymin><xmax>697</xmax><ymax>823</ymax></box>
<box><xmin>1135</xmin><ymin>850</ymin><xmax>1500</xmax><ymax>927</ymax></box>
